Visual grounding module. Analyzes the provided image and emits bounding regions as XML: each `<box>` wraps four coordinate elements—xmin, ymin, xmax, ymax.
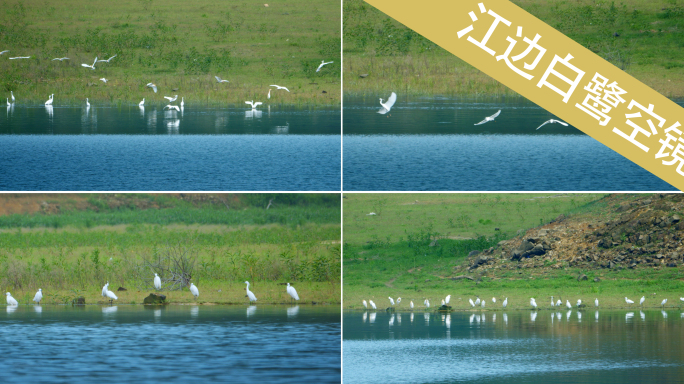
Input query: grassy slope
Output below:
<box><xmin>1</xmin><ymin>0</ymin><xmax>340</xmax><ymax>105</ymax></box>
<box><xmin>1</xmin><ymin>193</ymin><xmax>341</xmax><ymax>305</ymax></box>
<box><xmin>343</xmin><ymin>0</ymin><xmax>684</xmax><ymax>98</ymax></box>
<box><xmin>343</xmin><ymin>193</ymin><xmax>684</xmax><ymax>309</ymax></box>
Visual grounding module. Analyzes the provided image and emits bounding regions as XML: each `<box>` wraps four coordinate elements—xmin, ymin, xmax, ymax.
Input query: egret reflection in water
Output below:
<box><xmin>102</xmin><ymin>306</ymin><xmax>118</xmax><ymax>315</ymax></box>
<box><xmin>246</xmin><ymin>305</ymin><xmax>257</xmax><ymax>317</ymax></box>
<box><xmin>287</xmin><ymin>305</ymin><xmax>299</xmax><ymax>318</ymax></box>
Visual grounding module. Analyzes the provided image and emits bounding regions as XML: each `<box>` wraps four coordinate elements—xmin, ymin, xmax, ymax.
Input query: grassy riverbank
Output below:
<box><xmin>343</xmin><ymin>193</ymin><xmax>684</xmax><ymax>309</ymax></box>
<box><xmin>1</xmin><ymin>193</ymin><xmax>341</xmax><ymax>305</ymax></box>
<box><xmin>1</xmin><ymin>0</ymin><xmax>340</xmax><ymax>106</ymax></box>
<box><xmin>344</xmin><ymin>0</ymin><xmax>684</xmax><ymax>98</ymax></box>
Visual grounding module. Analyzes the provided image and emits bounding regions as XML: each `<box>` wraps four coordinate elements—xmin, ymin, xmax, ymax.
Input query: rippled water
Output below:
<box><xmin>0</xmin><ymin>105</ymin><xmax>340</xmax><ymax>190</ymax></box>
<box><xmin>1</xmin><ymin>305</ymin><xmax>340</xmax><ymax>383</ymax></box>
<box><xmin>344</xmin><ymin>310</ymin><xmax>684</xmax><ymax>383</ymax></box>
<box><xmin>343</xmin><ymin>97</ymin><xmax>678</xmax><ymax>191</ymax></box>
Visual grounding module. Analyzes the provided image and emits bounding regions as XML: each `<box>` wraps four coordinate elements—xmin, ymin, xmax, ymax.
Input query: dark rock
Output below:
<box><xmin>117</xmin><ymin>287</ymin><xmax>127</xmax><ymax>291</ymax></box>
<box><xmin>609</xmin><ymin>261</ymin><xmax>616</xmax><ymax>269</ymax></box>
<box><xmin>593</xmin><ymin>277</ymin><xmax>601</xmax><ymax>282</ymax></box>
<box><xmin>385</xmin><ymin>307</ymin><xmax>395</xmax><ymax>313</ymax></box>
<box><xmin>519</xmin><ymin>240</ymin><xmax>535</xmax><ymax>253</ymax></box>
<box><xmin>667</xmin><ymin>262</ymin><xmax>678</xmax><ymax>267</ymax></box>
<box><xmin>470</xmin><ymin>255</ymin><xmax>489</xmax><ymax>269</ymax></box>
<box><xmin>172</xmin><ymin>88</ymin><xmax>179</xmax><ymax>91</ymax></box>
<box><xmin>437</xmin><ymin>305</ymin><xmax>452</xmax><ymax>312</ymax></box>
<box><xmin>143</xmin><ymin>293</ymin><xmax>167</xmax><ymax>304</ymax></box>
<box><xmin>528</xmin><ymin>244</ymin><xmax>546</xmax><ymax>256</ymax></box>
<box><xmin>72</xmin><ymin>296</ymin><xmax>85</xmax><ymax>305</ymax></box>
<box><xmin>468</xmin><ymin>250</ymin><xmax>480</xmax><ymax>257</ymax></box>
<box><xmin>673</xmin><ymin>214</ymin><xmax>681</xmax><ymax>223</ymax></box>
<box><xmin>322</xmin><ymin>90</ymin><xmax>327</xmax><ymax>94</ymax></box>
<box><xmin>359</xmin><ymin>74</ymin><xmax>368</xmax><ymax>78</ymax></box>
<box><xmin>577</xmin><ymin>274</ymin><xmax>588</xmax><ymax>281</ymax></box>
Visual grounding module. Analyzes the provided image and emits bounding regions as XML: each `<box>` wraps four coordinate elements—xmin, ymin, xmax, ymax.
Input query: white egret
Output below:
<box><xmin>492</xmin><ymin>297</ymin><xmax>496</xmax><ymax>303</ymax></box>
<box><xmin>45</xmin><ymin>94</ymin><xmax>53</xmax><ymax>106</ymax></box>
<box><xmin>139</xmin><ymin>98</ymin><xmax>145</xmax><ymax>107</ymax></box>
<box><xmin>6</xmin><ymin>98</ymin><xmax>9</xmax><ymax>107</ymax></box>
<box><xmin>551</xmin><ymin>296</ymin><xmax>554</xmax><ymax>307</ymax></box>
<box><xmin>154</xmin><ymin>273</ymin><xmax>161</xmax><ymax>290</ymax></box>
<box><xmin>566</xmin><ymin>300</ymin><xmax>571</xmax><ymax>309</ymax></box>
<box><xmin>0</xmin><ymin>50</ymin><xmax>8</xmax><ymax>55</ymax></box>
<box><xmin>410</xmin><ymin>301</ymin><xmax>414</xmax><ymax>309</ymax></box>
<box><xmin>595</xmin><ymin>298</ymin><xmax>599</xmax><ymax>307</ymax></box>
<box><xmin>661</xmin><ymin>298</ymin><xmax>668</xmax><ymax>308</ymax></box>
<box><xmin>100</xmin><ymin>78</ymin><xmax>107</xmax><ymax>84</ymax></box>
<box><xmin>469</xmin><ymin>298</ymin><xmax>475</xmax><ymax>307</ymax></box>
<box><xmin>102</xmin><ymin>282</ymin><xmax>109</xmax><ymax>297</ymax></box>
<box><xmin>316</xmin><ymin>60</ymin><xmax>333</xmax><ymax>72</ymax></box>
<box><xmin>378</xmin><ymin>92</ymin><xmax>397</xmax><ymax>115</ymax></box>
<box><xmin>363</xmin><ymin>300</ymin><xmax>368</xmax><ymax>309</ymax></box>
<box><xmin>503</xmin><ymin>298</ymin><xmax>508</xmax><ymax>309</ymax></box>
<box><xmin>164</xmin><ymin>105</ymin><xmax>180</xmax><ymax>111</ymax></box>
<box><xmin>535</xmin><ymin>119</ymin><xmax>568</xmax><ymax>130</ymax></box>
<box><xmin>474</xmin><ymin>297</ymin><xmax>481</xmax><ymax>306</ymax></box>
<box><xmin>214</xmin><ymin>76</ymin><xmax>229</xmax><ymax>83</ymax></box>
<box><xmin>366</xmin><ymin>212</ymin><xmax>377</xmax><ymax>216</ymax></box>
<box><xmin>244</xmin><ymin>281</ymin><xmax>257</xmax><ymax>302</ymax></box>
<box><xmin>98</xmin><ymin>55</ymin><xmax>117</xmax><ymax>63</ymax></box>
<box><xmin>681</xmin><ymin>297</ymin><xmax>684</xmax><ymax>302</ymax></box>
<box><xmin>6</xmin><ymin>292</ymin><xmax>18</xmax><ymax>306</ymax></box>
<box><xmin>530</xmin><ymin>298</ymin><xmax>537</xmax><ymax>309</ymax></box>
<box><xmin>445</xmin><ymin>295</ymin><xmax>451</xmax><ymax>304</ymax></box>
<box><xmin>481</xmin><ymin>300</ymin><xmax>486</xmax><ymax>308</ymax></box>
<box><xmin>105</xmin><ymin>289</ymin><xmax>118</xmax><ymax>305</ymax></box>
<box><xmin>625</xmin><ymin>297</ymin><xmax>634</xmax><ymax>305</ymax></box>
<box><xmin>9</xmin><ymin>56</ymin><xmax>31</xmax><ymax>60</ymax></box>
<box><xmin>270</xmin><ymin>84</ymin><xmax>290</xmax><ymax>92</ymax></box>
<box><xmin>556</xmin><ymin>299</ymin><xmax>562</xmax><ymax>307</ymax></box>
<box><xmin>577</xmin><ymin>299</ymin><xmax>582</xmax><ymax>308</ymax></box>
<box><xmin>33</xmin><ymin>289</ymin><xmax>43</xmax><ymax>304</ymax></box>
<box><xmin>164</xmin><ymin>95</ymin><xmax>178</xmax><ymax>103</ymax></box>
<box><xmin>52</xmin><ymin>57</ymin><xmax>69</xmax><ymax>61</ymax></box>
<box><xmin>190</xmin><ymin>283</ymin><xmax>200</xmax><ymax>299</ymax></box>
<box><xmin>424</xmin><ymin>299</ymin><xmax>430</xmax><ymax>308</ymax></box>
<box><xmin>180</xmin><ymin>97</ymin><xmax>184</xmax><ymax>108</ymax></box>
<box><xmin>267</xmin><ymin>89</ymin><xmax>271</xmax><ymax>99</ymax></box>
<box><xmin>81</xmin><ymin>56</ymin><xmax>97</xmax><ymax>70</ymax></box>
<box><xmin>245</xmin><ymin>100</ymin><xmax>262</xmax><ymax>109</ymax></box>
<box><xmin>286</xmin><ymin>283</ymin><xmax>299</xmax><ymax>302</ymax></box>
<box><xmin>640</xmin><ymin>296</ymin><xmax>645</xmax><ymax>306</ymax></box>
<box><xmin>441</xmin><ymin>299</ymin><xmax>445</xmax><ymax>306</ymax></box>
<box><xmin>86</xmin><ymin>98</ymin><xmax>90</xmax><ymax>107</ymax></box>
<box><xmin>370</xmin><ymin>300</ymin><xmax>377</xmax><ymax>310</ymax></box>
<box><xmin>397</xmin><ymin>297</ymin><xmax>401</xmax><ymax>304</ymax></box>
<box><xmin>146</xmin><ymin>83</ymin><xmax>158</xmax><ymax>93</ymax></box>
<box><xmin>474</xmin><ymin>110</ymin><xmax>501</xmax><ymax>125</ymax></box>
<box><xmin>11</xmin><ymin>91</ymin><xmax>15</xmax><ymax>103</ymax></box>
<box><xmin>389</xmin><ymin>297</ymin><xmax>395</xmax><ymax>306</ymax></box>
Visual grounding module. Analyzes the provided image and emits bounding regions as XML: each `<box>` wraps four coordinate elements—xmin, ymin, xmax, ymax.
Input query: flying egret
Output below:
<box><xmin>105</xmin><ymin>289</ymin><xmax>118</xmax><ymax>305</ymax></box>
<box><xmin>102</xmin><ymin>282</ymin><xmax>109</xmax><ymax>297</ymax></box>
<box><xmin>378</xmin><ymin>92</ymin><xmax>397</xmax><ymax>115</ymax></box>
<box><xmin>625</xmin><ymin>297</ymin><xmax>634</xmax><ymax>305</ymax></box>
<box><xmin>286</xmin><ymin>283</ymin><xmax>299</xmax><ymax>302</ymax></box>
<box><xmin>362</xmin><ymin>300</ymin><xmax>368</xmax><ymax>309</ymax></box>
<box><xmin>389</xmin><ymin>297</ymin><xmax>395</xmax><ymax>306</ymax></box>
<box><xmin>566</xmin><ymin>300</ymin><xmax>572</xmax><ymax>309</ymax></box>
<box><xmin>640</xmin><ymin>296</ymin><xmax>645</xmax><ymax>306</ymax></box>
<box><xmin>86</xmin><ymin>98</ymin><xmax>90</xmax><ymax>107</ymax></box>
<box><xmin>164</xmin><ymin>105</ymin><xmax>180</xmax><ymax>111</ymax></box>
<box><xmin>245</xmin><ymin>100</ymin><xmax>262</xmax><ymax>109</ymax></box>
<box><xmin>270</xmin><ymin>84</ymin><xmax>290</xmax><ymax>92</ymax></box>
<box><xmin>11</xmin><ymin>91</ymin><xmax>15</xmax><ymax>103</ymax></box>
<box><xmin>577</xmin><ymin>299</ymin><xmax>582</xmax><ymax>308</ymax></box>
<box><xmin>474</xmin><ymin>297</ymin><xmax>481</xmax><ymax>306</ymax></box>
<box><xmin>180</xmin><ymin>97</ymin><xmax>184</xmax><ymax>108</ymax></box>
<box><xmin>33</xmin><ymin>289</ymin><xmax>43</xmax><ymax>304</ymax></box>
<box><xmin>661</xmin><ymin>298</ymin><xmax>668</xmax><ymax>308</ymax></box>
<box><xmin>0</xmin><ymin>50</ymin><xmax>8</xmax><ymax>55</ymax></box>
<box><xmin>530</xmin><ymin>298</ymin><xmax>538</xmax><ymax>309</ymax></box>
<box><xmin>535</xmin><ymin>119</ymin><xmax>568</xmax><ymax>130</ymax></box>
<box><xmin>146</xmin><ymin>83</ymin><xmax>158</xmax><ymax>93</ymax></box>
<box><xmin>370</xmin><ymin>300</ymin><xmax>377</xmax><ymax>310</ymax></box>
<box><xmin>100</xmin><ymin>78</ymin><xmax>107</xmax><ymax>84</ymax></box>
<box><xmin>214</xmin><ymin>76</ymin><xmax>229</xmax><ymax>83</ymax></box>
<box><xmin>244</xmin><ymin>281</ymin><xmax>257</xmax><ymax>302</ymax></box>
<box><xmin>445</xmin><ymin>295</ymin><xmax>451</xmax><ymax>304</ymax></box>
<box><xmin>366</xmin><ymin>212</ymin><xmax>377</xmax><ymax>216</ymax></box>
<box><xmin>410</xmin><ymin>301</ymin><xmax>414</xmax><ymax>309</ymax></box>
<box><xmin>164</xmin><ymin>95</ymin><xmax>178</xmax><ymax>102</ymax></box>
<box><xmin>469</xmin><ymin>298</ymin><xmax>475</xmax><ymax>307</ymax></box>
<box><xmin>316</xmin><ymin>60</ymin><xmax>333</xmax><ymax>72</ymax></box>
<box><xmin>190</xmin><ymin>283</ymin><xmax>200</xmax><ymax>299</ymax></box>
<box><xmin>81</xmin><ymin>56</ymin><xmax>97</xmax><ymax>70</ymax></box>
<box><xmin>45</xmin><ymin>94</ymin><xmax>53</xmax><ymax>106</ymax></box>
<box><xmin>503</xmin><ymin>298</ymin><xmax>508</xmax><ymax>309</ymax></box>
<box><xmin>154</xmin><ymin>273</ymin><xmax>161</xmax><ymax>290</ymax></box>
<box><xmin>98</xmin><ymin>55</ymin><xmax>117</xmax><ymax>63</ymax></box>
<box><xmin>139</xmin><ymin>98</ymin><xmax>145</xmax><ymax>107</ymax></box>
<box><xmin>52</xmin><ymin>57</ymin><xmax>69</xmax><ymax>61</ymax></box>
<box><xmin>9</xmin><ymin>56</ymin><xmax>31</xmax><ymax>60</ymax></box>
<box><xmin>474</xmin><ymin>110</ymin><xmax>501</xmax><ymax>125</ymax></box>
<box><xmin>595</xmin><ymin>298</ymin><xmax>599</xmax><ymax>307</ymax></box>
<box><xmin>6</xmin><ymin>292</ymin><xmax>18</xmax><ymax>306</ymax></box>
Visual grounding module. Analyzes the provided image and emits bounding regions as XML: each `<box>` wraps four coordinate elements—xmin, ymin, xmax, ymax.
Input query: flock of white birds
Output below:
<box><xmin>5</xmin><ymin>276</ymin><xmax>301</xmax><ymax>306</ymax></box>
<box><xmin>2</xmin><ymin>50</ymin><xmax>335</xmax><ymax>110</ymax></box>
<box><xmin>361</xmin><ymin>294</ymin><xmax>684</xmax><ymax>311</ymax></box>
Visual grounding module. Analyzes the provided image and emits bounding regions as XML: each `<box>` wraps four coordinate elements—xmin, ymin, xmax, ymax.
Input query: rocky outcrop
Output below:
<box><xmin>143</xmin><ymin>293</ymin><xmax>167</xmax><ymax>304</ymax></box>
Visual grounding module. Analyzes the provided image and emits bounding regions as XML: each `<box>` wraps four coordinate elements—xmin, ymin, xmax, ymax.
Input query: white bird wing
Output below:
<box><xmin>93</xmin><ymin>57</ymin><xmax>98</xmax><ymax>66</ymax></box>
<box><xmin>254</xmin><ymin>102</ymin><xmax>262</xmax><ymax>107</ymax></box>
<box><xmin>474</xmin><ymin>118</ymin><xmax>489</xmax><ymax>125</ymax></box>
<box><xmin>490</xmin><ymin>110</ymin><xmax>501</xmax><ymax>119</ymax></box>
<box><xmin>81</xmin><ymin>63</ymin><xmax>91</xmax><ymax>68</ymax></box>
<box><xmin>385</xmin><ymin>92</ymin><xmax>397</xmax><ymax>109</ymax></box>
<box><xmin>108</xmin><ymin>55</ymin><xmax>117</xmax><ymax>62</ymax></box>
<box><xmin>535</xmin><ymin>120</ymin><xmax>551</xmax><ymax>130</ymax></box>
<box><xmin>245</xmin><ymin>101</ymin><xmax>253</xmax><ymax>107</ymax></box>
<box><xmin>215</xmin><ymin>76</ymin><xmax>221</xmax><ymax>82</ymax></box>
<box><xmin>555</xmin><ymin>120</ymin><xmax>569</xmax><ymax>126</ymax></box>
<box><xmin>0</xmin><ymin>50</ymin><xmax>8</xmax><ymax>54</ymax></box>
<box><xmin>52</xmin><ymin>58</ymin><xmax>59</xmax><ymax>61</ymax></box>
<box><xmin>164</xmin><ymin>96</ymin><xmax>173</xmax><ymax>101</ymax></box>
<box><xmin>151</xmin><ymin>85</ymin><xmax>157</xmax><ymax>93</ymax></box>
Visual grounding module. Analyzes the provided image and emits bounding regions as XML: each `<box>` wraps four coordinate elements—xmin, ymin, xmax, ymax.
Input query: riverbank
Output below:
<box><xmin>1</xmin><ymin>0</ymin><xmax>340</xmax><ymax>105</ymax></box>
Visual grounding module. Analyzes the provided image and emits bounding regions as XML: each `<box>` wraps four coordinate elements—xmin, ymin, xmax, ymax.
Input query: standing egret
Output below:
<box><xmin>81</xmin><ymin>56</ymin><xmax>97</xmax><ymax>70</ymax></box>
<box><xmin>445</xmin><ymin>295</ymin><xmax>451</xmax><ymax>304</ymax></box>
<box><xmin>535</xmin><ymin>119</ymin><xmax>568</xmax><ymax>130</ymax></box>
<box><xmin>6</xmin><ymin>98</ymin><xmax>9</xmax><ymax>107</ymax></box>
<box><xmin>370</xmin><ymin>300</ymin><xmax>377</xmax><ymax>310</ymax></box>
<box><xmin>102</xmin><ymin>282</ymin><xmax>109</xmax><ymax>297</ymax></box>
<box><xmin>146</xmin><ymin>83</ymin><xmax>158</xmax><ymax>93</ymax></box>
<box><xmin>556</xmin><ymin>299</ymin><xmax>562</xmax><ymax>307</ymax></box>
<box><xmin>164</xmin><ymin>95</ymin><xmax>178</xmax><ymax>103</ymax></box>
<box><xmin>474</xmin><ymin>110</ymin><xmax>501</xmax><ymax>125</ymax></box>
<box><xmin>85</xmin><ymin>98</ymin><xmax>90</xmax><ymax>108</ymax></box>
<box><xmin>625</xmin><ymin>297</ymin><xmax>634</xmax><ymax>305</ymax></box>
<box><xmin>45</xmin><ymin>94</ymin><xmax>53</xmax><ymax>106</ymax></box>
<box><xmin>469</xmin><ymin>298</ymin><xmax>475</xmax><ymax>307</ymax></box>
<box><xmin>389</xmin><ymin>297</ymin><xmax>395</xmax><ymax>306</ymax></box>
<box><xmin>270</xmin><ymin>85</ymin><xmax>290</xmax><ymax>92</ymax></box>
<box><xmin>661</xmin><ymin>298</ymin><xmax>668</xmax><ymax>308</ymax></box>
<box><xmin>33</xmin><ymin>289</ymin><xmax>43</xmax><ymax>304</ymax></box>
<box><xmin>11</xmin><ymin>91</ymin><xmax>15</xmax><ymax>103</ymax></box>
<box><xmin>267</xmin><ymin>89</ymin><xmax>271</xmax><ymax>99</ymax></box>
<box><xmin>410</xmin><ymin>301</ymin><xmax>414</xmax><ymax>309</ymax></box>
<box><xmin>503</xmin><ymin>298</ymin><xmax>508</xmax><ymax>309</ymax></box>
<box><xmin>363</xmin><ymin>300</ymin><xmax>368</xmax><ymax>309</ymax></box>
<box><xmin>180</xmin><ymin>97</ymin><xmax>184</xmax><ymax>108</ymax></box>
<box><xmin>245</xmin><ymin>100</ymin><xmax>262</xmax><ymax>109</ymax></box>
<box><xmin>474</xmin><ymin>297</ymin><xmax>481</xmax><ymax>306</ymax></box>
<box><xmin>551</xmin><ymin>296</ymin><xmax>555</xmax><ymax>307</ymax></box>
<box><xmin>6</xmin><ymin>292</ymin><xmax>18</xmax><ymax>306</ymax></box>
<box><xmin>424</xmin><ymin>299</ymin><xmax>430</xmax><ymax>308</ymax></box>
<box><xmin>492</xmin><ymin>297</ymin><xmax>496</xmax><ymax>303</ymax></box>
<box><xmin>530</xmin><ymin>298</ymin><xmax>538</xmax><ymax>310</ymax></box>
<box><xmin>378</xmin><ymin>92</ymin><xmax>397</xmax><ymax>115</ymax></box>
<box><xmin>214</xmin><ymin>76</ymin><xmax>229</xmax><ymax>83</ymax></box>
<box><xmin>316</xmin><ymin>60</ymin><xmax>333</xmax><ymax>72</ymax></box>
<box><xmin>566</xmin><ymin>300</ymin><xmax>572</xmax><ymax>309</ymax></box>
<box><xmin>139</xmin><ymin>98</ymin><xmax>145</xmax><ymax>107</ymax></box>
<box><xmin>577</xmin><ymin>299</ymin><xmax>582</xmax><ymax>308</ymax></box>
<box><xmin>397</xmin><ymin>297</ymin><xmax>402</xmax><ymax>304</ymax></box>
<box><xmin>640</xmin><ymin>296</ymin><xmax>645</xmax><ymax>306</ymax></box>
<box><xmin>286</xmin><ymin>283</ymin><xmax>299</xmax><ymax>303</ymax></box>
<box><xmin>190</xmin><ymin>283</ymin><xmax>200</xmax><ymax>299</ymax></box>
<box><xmin>481</xmin><ymin>300</ymin><xmax>486</xmax><ymax>308</ymax></box>
<box><xmin>441</xmin><ymin>299</ymin><xmax>445</xmax><ymax>306</ymax></box>
<box><xmin>244</xmin><ymin>281</ymin><xmax>257</xmax><ymax>302</ymax></box>
<box><xmin>105</xmin><ymin>289</ymin><xmax>118</xmax><ymax>305</ymax></box>
<box><xmin>154</xmin><ymin>273</ymin><xmax>161</xmax><ymax>290</ymax></box>
<box><xmin>595</xmin><ymin>298</ymin><xmax>599</xmax><ymax>307</ymax></box>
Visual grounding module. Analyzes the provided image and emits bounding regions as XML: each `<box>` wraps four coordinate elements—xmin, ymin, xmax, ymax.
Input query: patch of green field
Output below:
<box><xmin>1</xmin><ymin>0</ymin><xmax>340</xmax><ymax>105</ymax></box>
<box><xmin>343</xmin><ymin>0</ymin><xmax>684</xmax><ymax>98</ymax></box>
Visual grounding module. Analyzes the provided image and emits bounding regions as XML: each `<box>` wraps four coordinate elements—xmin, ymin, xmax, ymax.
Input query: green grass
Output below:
<box><xmin>1</xmin><ymin>0</ymin><xmax>340</xmax><ymax>105</ymax></box>
<box><xmin>343</xmin><ymin>0</ymin><xmax>684</xmax><ymax>98</ymax></box>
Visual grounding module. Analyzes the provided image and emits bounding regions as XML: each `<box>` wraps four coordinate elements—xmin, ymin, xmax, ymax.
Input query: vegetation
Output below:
<box><xmin>0</xmin><ymin>193</ymin><xmax>341</xmax><ymax>305</ymax></box>
<box><xmin>343</xmin><ymin>193</ymin><xmax>684</xmax><ymax>309</ymax></box>
<box><xmin>0</xmin><ymin>0</ymin><xmax>340</xmax><ymax>105</ymax></box>
<box><xmin>344</xmin><ymin>0</ymin><xmax>684</xmax><ymax>98</ymax></box>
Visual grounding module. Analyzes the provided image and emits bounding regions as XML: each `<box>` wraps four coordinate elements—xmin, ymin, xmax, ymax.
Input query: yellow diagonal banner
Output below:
<box><xmin>364</xmin><ymin>0</ymin><xmax>684</xmax><ymax>190</ymax></box>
